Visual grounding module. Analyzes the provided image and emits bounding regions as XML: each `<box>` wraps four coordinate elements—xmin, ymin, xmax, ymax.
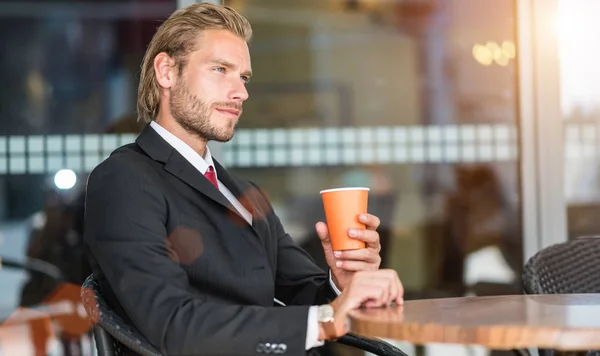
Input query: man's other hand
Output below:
<box><xmin>317</xmin><ymin>269</ymin><xmax>404</xmax><ymax>341</ymax></box>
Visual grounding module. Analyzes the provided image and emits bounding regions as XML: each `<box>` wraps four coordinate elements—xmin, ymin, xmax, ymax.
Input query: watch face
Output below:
<box><xmin>318</xmin><ymin>305</ymin><xmax>334</xmax><ymax>322</ymax></box>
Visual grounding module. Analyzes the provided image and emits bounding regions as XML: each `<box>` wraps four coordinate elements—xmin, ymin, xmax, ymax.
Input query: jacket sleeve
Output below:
<box><xmin>84</xmin><ymin>155</ymin><xmax>311</xmax><ymax>356</ymax></box>
<box><xmin>272</xmin><ymin>217</ymin><xmax>338</xmax><ymax>306</ymax></box>
<box><xmin>247</xmin><ymin>183</ymin><xmax>338</xmax><ymax>307</ymax></box>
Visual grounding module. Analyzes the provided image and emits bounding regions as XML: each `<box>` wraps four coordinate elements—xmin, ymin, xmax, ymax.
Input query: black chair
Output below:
<box><xmin>81</xmin><ymin>274</ymin><xmax>408</xmax><ymax>356</ymax></box>
<box><xmin>81</xmin><ymin>275</ymin><xmax>162</xmax><ymax>356</ymax></box>
<box><xmin>0</xmin><ymin>255</ymin><xmax>65</xmax><ymax>282</ymax></box>
<box><xmin>336</xmin><ymin>333</ymin><xmax>408</xmax><ymax>356</ymax></box>
<box><xmin>523</xmin><ymin>237</ymin><xmax>600</xmax><ymax>295</ymax></box>
<box><xmin>522</xmin><ymin>237</ymin><xmax>600</xmax><ymax>356</ymax></box>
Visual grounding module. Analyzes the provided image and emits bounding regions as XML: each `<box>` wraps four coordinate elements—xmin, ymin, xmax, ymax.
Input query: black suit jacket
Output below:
<box><xmin>84</xmin><ymin>124</ymin><xmax>337</xmax><ymax>356</ymax></box>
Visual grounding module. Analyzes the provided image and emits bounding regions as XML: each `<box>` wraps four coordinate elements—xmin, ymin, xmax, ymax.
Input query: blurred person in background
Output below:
<box><xmin>19</xmin><ymin>114</ymin><xmax>143</xmax><ymax>356</ymax></box>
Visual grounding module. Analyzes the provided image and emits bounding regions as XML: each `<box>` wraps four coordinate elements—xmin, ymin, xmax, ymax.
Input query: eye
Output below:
<box><xmin>214</xmin><ymin>67</ymin><xmax>226</xmax><ymax>73</ymax></box>
<box><xmin>241</xmin><ymin>76</ymin><xmax>250</xmax><ymax>84</ymax></box>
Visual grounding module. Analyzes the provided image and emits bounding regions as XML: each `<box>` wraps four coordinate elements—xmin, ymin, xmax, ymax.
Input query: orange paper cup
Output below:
<box><xmin>320</xmin><ymin>187</ymin><xmax>369</xmax><ymax>251</ymax></box>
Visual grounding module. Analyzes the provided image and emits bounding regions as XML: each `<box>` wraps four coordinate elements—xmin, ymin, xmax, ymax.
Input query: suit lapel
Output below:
<box><xmin>135</xmin><ymin>125</ymin><xmax>246</xmax><ymax>222</ymax></box>
<box><xmin>163</xmin><ymin>153</ymin><xmax>240</xmax><ymax>215</ymax></box>
<box><xmin>213</xmin><ymin>161</ymin><xmax>269</xmax><ymax>242</ymax></box>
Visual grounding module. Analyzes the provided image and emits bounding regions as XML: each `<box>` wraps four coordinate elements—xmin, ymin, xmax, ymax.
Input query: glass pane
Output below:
<box><xmin>0</xmin><ymin>1</ymin><xmax>176</xmax><ymax>355</ymax></box>
<box><xmin>226</xmin><ymin>1</ymin><xmax>521</xmax><ymax>352</ymax></box>
<box><xmin>0</xmin><ymin>1</ymin><xmax>523</xmax><ymax>355</ymax></box>
<box><xmin>559</xmin><ymin>0</ymin><xmax>600</xmax><ymax>239</ymax></box>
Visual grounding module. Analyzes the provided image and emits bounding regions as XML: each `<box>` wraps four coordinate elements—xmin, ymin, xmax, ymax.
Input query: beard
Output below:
<box><xmin>170</xmin><ymin>80</ymin><xmax>241</xmax><ymax>143</ymax></box>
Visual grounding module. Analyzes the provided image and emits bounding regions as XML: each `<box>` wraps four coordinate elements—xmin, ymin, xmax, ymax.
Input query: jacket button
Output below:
<box><xmin>256</xmin><ymin>343</ymin><xmax>265</xmax><ymax>353</ymax></box>
<box><xmin>276</xmin><ymin>344</ymin><xmax>287</xmax><ymax>354</ymax></box>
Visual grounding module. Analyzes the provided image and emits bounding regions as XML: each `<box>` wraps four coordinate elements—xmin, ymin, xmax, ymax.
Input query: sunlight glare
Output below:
<box><xmin>556</xmin><ymin>0</ymin><xmax>600</xmax><ymax>116</ymax></box>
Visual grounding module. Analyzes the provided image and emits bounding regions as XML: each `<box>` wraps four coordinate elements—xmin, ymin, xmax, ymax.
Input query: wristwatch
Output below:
<box><xmin>317</xmin><ymin>304</ymin><xmax>337</xmax><ymax>340</ymax></box>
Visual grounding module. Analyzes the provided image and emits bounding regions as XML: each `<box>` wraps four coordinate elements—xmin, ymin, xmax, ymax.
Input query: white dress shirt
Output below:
<box><xmin>150</xmin><ymin>121</ymin><xmax>341</xmax><ymax>349</ymax></box>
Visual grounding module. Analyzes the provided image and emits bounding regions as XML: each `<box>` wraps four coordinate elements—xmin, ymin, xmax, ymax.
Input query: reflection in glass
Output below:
<box><xmin>228</xmin><ymin>0</ymin><xmax>521</xmax><ymax>310</ymax></box>
<box><xmin>0</xmin><ymin>1</ymin><xmax>175</xmax><ymax>355</ymax></box>
<box><xmin>0</xmin><ymin>0</ymin><xmax>524</xmax><ymax>355</ymax></box>
<box><xmin>558</xmin><ymin>0</ymin><xmax>600</xmax><ymax>239</ymax></box>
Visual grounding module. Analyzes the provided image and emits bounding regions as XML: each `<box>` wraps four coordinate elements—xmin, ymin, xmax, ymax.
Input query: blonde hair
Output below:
<box><xmin>137</xmin><ymin>3</ymin><xmax>252</xmax><ymax>123</ymax></box>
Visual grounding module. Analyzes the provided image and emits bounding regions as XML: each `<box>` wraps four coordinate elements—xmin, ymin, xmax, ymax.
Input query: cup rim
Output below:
<box><xmin>319</xmin><ymin>187</ymin><xmax>370</xmax><ymax>194</ymax></box>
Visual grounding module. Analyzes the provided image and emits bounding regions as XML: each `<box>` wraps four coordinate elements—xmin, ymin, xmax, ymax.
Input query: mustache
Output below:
<box><xmin>212</xmin><ymin>102</ymin><xmax>243</xmax><ymax>111</ymax></box>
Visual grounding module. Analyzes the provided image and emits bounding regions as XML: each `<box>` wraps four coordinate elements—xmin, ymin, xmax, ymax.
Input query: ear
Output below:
<box><xmin>154</xmin><ymin>52</ymin><xmax>177</xmax><ymax>89</ymax></box>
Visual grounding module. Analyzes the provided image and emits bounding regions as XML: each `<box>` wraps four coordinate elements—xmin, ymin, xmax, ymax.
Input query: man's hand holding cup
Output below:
<box><xmin>314</xmin><ymin>186</ymin><xmax>404</xmax><ymax>341</ymax></box>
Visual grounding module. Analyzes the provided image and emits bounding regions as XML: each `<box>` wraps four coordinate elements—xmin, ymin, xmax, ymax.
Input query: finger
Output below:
<box><xmin>387</xmin><ymin>274</ymin><xmax>398</xmax><ymax>305</ymax></box>
<box><xmin>343</xmin><ymin>282</ymin><xmax>384</xmax><ymax>310</ymax></box>
<box><xmin>315</xmin><ymin>222</ymin><xmax>330</xmax><ymax>242</ymax></box>
<box><xmin>359</xmin><ymin>269</ymin><xmax>399</xmax><ymax>306</ymax></box>
<box><xmin>364</xmin><ymin>300</ymin><xmax>386</xmax><ymax>308</ymax></box>
<box><xmin>381</xmin><ymin>283</ymin><xmax>390</xmax><ymax>306</ymax></box>
<box><xmin>361</xmin><ymin>285</ymin><xmax>389</xmax><ymax>309</ymax></box>
<box><xmin>359</xmin><ymin>213</ymin><xmax>381</xmax><ymax>230</ymax></box>
<box><xmin>348</xmin><ymin>228</ymin><xmax>380</xmax><ymax>249</ymax></box>
<box><xmin>335</xmin><ymin>248</ymin><xmax>375</xmax><ymax>262</ymax></box>
<box><xmin>384</xmin><ymin>269</ymin><xmax>404</xmax><ymax>305</ymax></box>
<box><xmin>336</xmin><ymin>260</ymin><xmax>378</xmax><ymax>271</ymax></box>
<box><xmin>395</xmin><ymin>273</ymin><xmax>405</xmax><ymax>305</ymax></box>
<box><xmin>356</xmin><ymin>283</ymin><xmax>388</xmax><ymax>308</ymax></box>
<box><xmin>371</xmin><ymin>281</ymin><xmax>392</xmax><ymax>308</ymax></box>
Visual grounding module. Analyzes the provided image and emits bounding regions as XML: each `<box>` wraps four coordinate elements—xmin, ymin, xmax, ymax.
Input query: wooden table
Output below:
<box><xmin>348</xmin><ymin>294</ymin><xmax>600</xmax><ymax>351</ymax></box>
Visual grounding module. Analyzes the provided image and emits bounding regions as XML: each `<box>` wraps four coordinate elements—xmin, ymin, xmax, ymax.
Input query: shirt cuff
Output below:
<box><xmin>329</xmin><ymin>269</ymin><xmax>342</xmax><ymax>295</ymax></box>
<box><xmin>305</xmin><ymin>306</ymin><xmax>325</xmax><ymax>350</ymax></box>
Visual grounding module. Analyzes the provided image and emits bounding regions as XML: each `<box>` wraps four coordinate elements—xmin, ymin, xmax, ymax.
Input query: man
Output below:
<box><xmin>84</xmin><ymin>3</ymin><xmax>404</xmax><ymax>355</ymax></box>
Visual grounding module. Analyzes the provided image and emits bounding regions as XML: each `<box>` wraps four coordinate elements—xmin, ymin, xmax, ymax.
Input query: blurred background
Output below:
<box><xmin>0</xmin><ymin>0</ymin><xmax>593</xmax><ymax>354</ymax></box>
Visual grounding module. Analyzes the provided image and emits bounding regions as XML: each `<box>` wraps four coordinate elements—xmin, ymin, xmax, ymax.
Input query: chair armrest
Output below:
<box><xmin>336</xmin><ymin>333</ymin><xmax>409</xmax><ymax>356</ymax></box>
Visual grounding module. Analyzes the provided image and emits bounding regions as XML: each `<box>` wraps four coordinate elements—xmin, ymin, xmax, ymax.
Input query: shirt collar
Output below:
<box><xmin>149</xmin><ymin>121</ymin><xmax>216</xmax><ymax>179</ymax></box>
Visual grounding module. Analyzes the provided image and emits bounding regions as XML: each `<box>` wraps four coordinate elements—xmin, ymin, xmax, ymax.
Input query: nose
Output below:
<box><xmin>230</xmin><ymin>79</ymin><xmax>249</xmax><ymax>102</ymax></box>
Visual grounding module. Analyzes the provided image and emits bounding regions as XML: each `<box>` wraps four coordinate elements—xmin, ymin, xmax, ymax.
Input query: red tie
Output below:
<box><xmin>204</xmin><ymin>165</ymin><xmax>219</xmax><ymax>188</ymax></box>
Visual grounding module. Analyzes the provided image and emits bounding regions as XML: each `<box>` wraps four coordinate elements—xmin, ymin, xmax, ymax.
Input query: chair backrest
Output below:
<box><xmin>523</xmin><ymin>237</ymin><xmax>600</xmax><ymax>294</ymax></box>
<box><xmin>92</xmin><ymin>324</ymin><xmax>123</xmax><ymax>356</ymax></box>
<box><xmin>80</xmin><ymin>274</ymin><xmax>163</xmax><ymax>356</ymax></box>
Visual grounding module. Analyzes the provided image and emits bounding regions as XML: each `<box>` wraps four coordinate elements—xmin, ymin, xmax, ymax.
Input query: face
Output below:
<box><xmin>170</xmin><ymin>29</ymin><xmax>251</xmax><ymax>142</ymax></box>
